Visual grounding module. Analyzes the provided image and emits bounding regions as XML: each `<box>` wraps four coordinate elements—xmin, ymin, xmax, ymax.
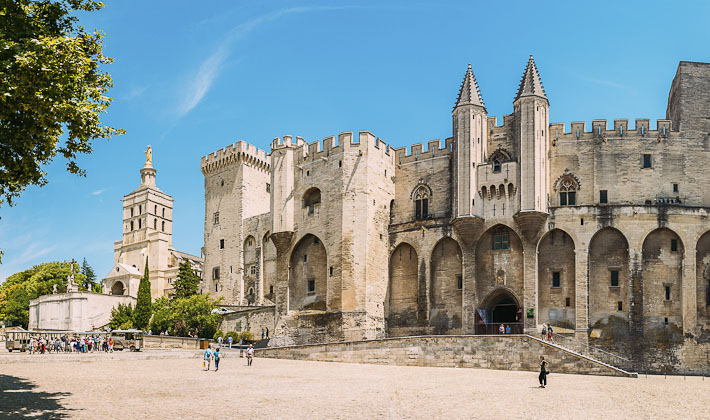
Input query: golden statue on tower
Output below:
<box><xmin>145</xmin><ymin>145</ymin><xmax>153</xmax><ymax>165</ymax></box>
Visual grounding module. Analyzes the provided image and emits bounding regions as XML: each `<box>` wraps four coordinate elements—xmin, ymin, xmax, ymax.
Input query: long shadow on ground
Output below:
<box><xmin>0</xmin><ymin>374</ymin><xmax>73</xmax><ymax>419</ymax></box>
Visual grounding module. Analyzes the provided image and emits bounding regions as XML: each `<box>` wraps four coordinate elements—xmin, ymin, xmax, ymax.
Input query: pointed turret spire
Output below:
<box><xmin>454</xmin><ymin>63</ymin><xmax>485</xmax><ymax>110</ymax></box>
<box><xmin>515</xmin><ymin>55</ymin><xmax>547</xmax><ymax>102</ymax></box>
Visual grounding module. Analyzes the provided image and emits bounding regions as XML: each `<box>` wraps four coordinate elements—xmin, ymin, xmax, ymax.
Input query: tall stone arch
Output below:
<box><xmin>289</xmin><ymin>234</ymin><xmax>328</xmax><ymax>311</ymax></box>
<box><xmin>475</xmin><ymin>224</ymin><xmax>524</xmax><ymax>305</ymax></box>
<box><xmin>387</xmin><ymin>243</ymin><xmax>419</xmax><ymax>330</ymax></box>
<box><xmin>696</xmin><ymin>231</ymin><xmax>710</xmax><ymax>324</ymax></box>
<box><xmin>429</xmin><ymin>237</ymin><xmax>462</xmax><ymax>333</ymax></box>
<box><xmin>641</xmin><ymin>228</ymin><xmax>683</xmax><ymax>337</ymax></box>
<box><xmin>243</xmin><ymin>235</ymin><xmax>257</xmax><ymax>304</ymax></box>
<box><xmin>589</xmin><ymin>227</ymin><xmax>629</xmax><ymax>336</ymax></box>
<box><xmin>537</xmin><ymin>229</ymin><xmax>576</xmax><ymax>329</ymax></box>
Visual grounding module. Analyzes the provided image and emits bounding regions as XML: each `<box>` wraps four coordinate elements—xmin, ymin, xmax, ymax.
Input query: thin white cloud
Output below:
<box><xmin>124</xmin><ymin>85</ymin><xmax>148</xmax><ymax>101</ymax></box>
<box><xmin>177</xmin><ymin>6</ymin><xmax>352</xmax><ymax>117</ymax></box>
<box><xmin>91</xmin><ymin>188</ymin><xmax>107</xmax><ymax>196</ymax></box>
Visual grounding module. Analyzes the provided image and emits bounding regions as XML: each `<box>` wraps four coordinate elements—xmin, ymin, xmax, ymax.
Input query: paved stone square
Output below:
<box><xmin>0</xmin><ymin>351</ymin><xmax>707</xmax><ymax>419</ymax></box>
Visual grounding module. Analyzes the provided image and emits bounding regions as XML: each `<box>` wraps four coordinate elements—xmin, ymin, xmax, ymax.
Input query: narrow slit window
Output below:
<box><xmin>643</xmin><ymin>154</ymin><xmax>652</xmax><ymax>169</ymax></box>
<box><xmin>565</xmin><ymin>297</ymin><xmax>571</xmax><ymax>307</ymax></box>
<box><xmin>457</xmin><ymin>275</ymin><xmax>463</xmax><ymax>290</ymax></box>
<box><xmin>552</xmin><ymin>271</ymin><xmax>561</xmax><ymax>288</ymax></box>
<box><xmin>610</xmin><ymin>270</ymin><xmax>619</xmax><ymax>287</ymax></box>
<box><xmin>617</xmin><ymin>301</ymin><xmax>623</xmax><ymax>311</ymax></box>
<box><xmin>665</xmin><ymin>285</ymin><xmax>671</xmax><ymax>301</ymax></box>
<box><xmin>670</xmin><ymin>239</ymin><xmax>678</xmax><ymax>252</ymax></box>
<box><xmin>600</xmin><ymin>190</ymin><xmax>608</xmax><ymax>204</ymax></box>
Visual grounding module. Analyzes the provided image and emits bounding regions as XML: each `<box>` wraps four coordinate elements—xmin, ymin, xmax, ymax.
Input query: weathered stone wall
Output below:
<box><xmin>256</xmin><ymin>335</ymin><xmax>635</xmax><ymax>377</ymax></box>
<box><xmin>219</xmin><ymin>306</ymin><xmax>276</xmax><ymax>336</ymax></box>
<box><xmin>537</xmin><ymin>229</ymin><xmax>575</xmax><ymax>328</ymax></box>
<box><xmin>143</xmin><ymin>335</ymin><xmax>200</xmax><ymax>349</ymax></box>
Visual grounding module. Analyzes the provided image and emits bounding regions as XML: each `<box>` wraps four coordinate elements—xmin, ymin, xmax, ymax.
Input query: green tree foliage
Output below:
<box><xmin>80</xmin><ymin>257</ymin><xmax>100</xmax><ymax>291</ymax></box>
<box><xmin>0</xmin><ymin>261</ymin><xmax>85</xmax><ymax>327</ymax></box>
<box><xmin>147</xmin><ymin>295</ymin><xmax>221</xmax><ymax>338</ymax></box>
<box><xmin>108</xmin><ymin>303</ymin><xmax>133</xmax><ymax>330</ymax></box>
<box><xmin>172</xmin><ymin>260</ymin><xmax>200</xmax><ymax>300</ymax></box>
<box><xmin>148</xmin><ymin>296</ymin><xmax>171</xmax><ymax>334</ymax></box>
<box><xmin>0</xmin><ymin>0</ymin><xmax>124</xmax><ymax>210</ymax></box>
<box><xmin>170</xmin><ymin>295</ymin><xmax>221</xmax><ymax>339</ymax></box>
<box><xmin>133</xmin><ymin>258</ymin><xmax>152</xmax><ymax>330</ymax></box>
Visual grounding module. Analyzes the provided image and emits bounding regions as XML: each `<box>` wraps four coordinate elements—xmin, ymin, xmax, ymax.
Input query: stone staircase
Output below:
<box><xmin>257</xmin><ymin>334</ymin><xmax>638</xmax><ymax>377</ymax></box>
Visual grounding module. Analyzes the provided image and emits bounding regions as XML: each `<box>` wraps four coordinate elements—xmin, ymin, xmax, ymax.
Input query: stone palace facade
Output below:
<box><xmin>201</xmin><ymin>58</ymin><xmax>710</xmax><ymax>372</ymax></box>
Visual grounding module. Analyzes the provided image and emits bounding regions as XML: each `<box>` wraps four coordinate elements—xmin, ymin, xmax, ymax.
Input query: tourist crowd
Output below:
<box><xmin>26</xmin><ymin>335</ymin><xmax>116</xmax><ymax>354</ymax></box>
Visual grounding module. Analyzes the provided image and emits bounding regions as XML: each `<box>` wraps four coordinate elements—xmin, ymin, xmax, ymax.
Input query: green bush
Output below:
<box><xmin>213</xmin><ymin>330</ymin><xmax>224</xmax><ymax>341</ymax></box>
<box><xmin>225</xmin><ymin>331</ymin><xmax>239</xmax><ymax>343</ymax></box>
<box><xmin>239</xmin><ymin>331</ymin><xmax>254</xmax><ymax>343</ymax></box>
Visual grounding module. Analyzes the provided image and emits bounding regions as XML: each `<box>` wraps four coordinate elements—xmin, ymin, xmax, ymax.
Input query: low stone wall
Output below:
<box><xmin>143</xmin><ymin>335</ymin><xmax>200</xmax><ymax>350</ymax></box>
<box><xmin>256</xmin><ymin>335</ymin><xmax>637</xmax><ymax>377</ymax></box>
<box><xmin>219</xmin><ymin>306</ymin><xmax>275</xmax><ymax>337</ymax></box>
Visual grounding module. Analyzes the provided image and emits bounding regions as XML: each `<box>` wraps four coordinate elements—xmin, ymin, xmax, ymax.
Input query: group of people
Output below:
<box><xmin>497</xmin><ymin>324</ymin><xmax>513</xmax><ymax>334</ymax></box>
<box><xmin>540</xmin><ymin>323</ymin><xmax>554</xmax><ymax>342</ymax></box>
<box><xmin>203</xmin><ymin>344</ymin><xmax>254</xmax><ymax>371</ymax></box>
<box><xmin>27</xmin><ymin>335</ymin><xmax>115</xmax><ymax>354</ymax></box>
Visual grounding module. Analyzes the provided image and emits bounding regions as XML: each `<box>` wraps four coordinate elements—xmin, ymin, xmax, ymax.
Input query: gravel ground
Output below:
<box><xmin>0</xmin><ymin>351</ymin><xmax>707</xmax><ymax>419</ymax></box>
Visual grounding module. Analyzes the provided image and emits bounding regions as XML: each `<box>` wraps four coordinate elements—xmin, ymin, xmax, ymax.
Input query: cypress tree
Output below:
<box><xmin>133</xmin><ymin>258</ymin><xmax>152</xmax><ymax>330</ymax></box>
<box><xmin>81</xmin><ymin>257</ymin><xmax>97</xmax><ymax>290</ymax></box>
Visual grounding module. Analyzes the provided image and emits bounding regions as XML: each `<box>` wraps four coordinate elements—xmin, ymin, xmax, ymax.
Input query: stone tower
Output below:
<box><xmin>201</xmin><ymin>142</ymin><xmax>271</xmax><ymax>303</ymax></box>
<box><xmin>453</xmin><ymin>64</ymin><xmax>488</xmax><ymax>218</ymax></box>
<box><xmin>103</xmin><ymin>149</ymin><xmax>175</xmax><ymax>298</ymax></box>
<box><xmin>512</xmin><ymin>55</ymin><xmax>549</xmax><ymax>244</ymax></box>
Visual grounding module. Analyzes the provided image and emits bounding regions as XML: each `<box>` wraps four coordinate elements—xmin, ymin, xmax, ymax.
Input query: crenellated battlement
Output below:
<box><xmin>201</xmin><ymin>140</ymin><xmax>271</xmax><ymax>175</ymax></box>
<box><xmin>272</xmin><ymin>131</ymin><xmax>392</xmax><ymax>164</ymax></box>
<box><xmin>549</xmin><ymin>118</ymin><xmax>676</xmax><ymax>142</ymax></box>
<box><xmin>392</xmin><ymin>137</ymin><xmax>454</xmax><ymax>165</ymax></box>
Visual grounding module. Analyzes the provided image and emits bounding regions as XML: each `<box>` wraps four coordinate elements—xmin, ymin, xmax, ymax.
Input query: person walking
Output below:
<box><xmin>547</xmin><ymin>325</ymin><xmax>554</xmax><ymax>342</ymax></box>
<box><xmin>538</xmin><ymin>356</ymin><xmax>549</xmax><ymax>388</ymax></box>
<box><xmin>217</xmin><ymin>335</ymin><xmax>223</xmax><ymax>348</ymax></box>
<box><xmin>261</xmin><ymin>328</ymin><xmax>265</xmax><ymax>340</ymax></box>
<box><xmin>265</xmin><ymin>327</ymin><xmax>269</xmax><ymax>339</ymax></box>
<box><xmin>204</xmin><ymin>345</ymin><xmax>213</xmax><ymax>371</ymax></box>
<box><xmin>541</xmin><ymin>323</ymin><xmax>547</xmax><ymax>341</ymax></box>
<box><xmin>227</xmin><ymin>335</ymin><xmax>233</xmax><ymax>349</ymax></box>
<box><xmin>213</xmin><ymin>347</ymin><xmax>221</xmax><ymax>372</ymax></box>
<box><xmin>246</xmin><ymin>344</ymin><xmax>254</xmax><ymax>366</ymax></box>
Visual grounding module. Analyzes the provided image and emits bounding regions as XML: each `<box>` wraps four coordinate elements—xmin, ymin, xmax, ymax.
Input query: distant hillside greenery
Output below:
<box><xmin>0</xmin><ymin>260</ymin><xmax>101</xmax><ymax>328</ymax></box>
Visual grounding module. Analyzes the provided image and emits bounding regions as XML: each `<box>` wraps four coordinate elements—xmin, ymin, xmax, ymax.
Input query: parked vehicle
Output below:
<box><xmin>110</xmin><ymin>329</ymin><xmax>144</xmax><ymax>351</ymax></box>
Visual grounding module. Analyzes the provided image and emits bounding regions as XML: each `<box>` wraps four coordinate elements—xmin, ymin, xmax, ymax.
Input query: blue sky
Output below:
<box><xmin>1</xmin><ymin>0</ymin><xmax>709</xmax><ymax>282</ymax></box>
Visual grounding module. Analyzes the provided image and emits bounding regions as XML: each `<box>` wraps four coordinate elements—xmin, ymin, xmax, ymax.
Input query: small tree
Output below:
<box><xmin>81</xmin><ymin>257</ymin><xmax>97</xmax><ymax>291</ymax></box>
<box><xmin>133</xmin><ymin>258</ymin><xmax>152</xmax><ymax>330</ymax></box>
<box><xmin>108</xmin><ymin>303</ymin><xmax>133</xmax><ymax>330</ymax></box>
<box><xmin>172</xmin><ymin>260</ymin><xmax>200</xmax><ymax>299</ymax></box>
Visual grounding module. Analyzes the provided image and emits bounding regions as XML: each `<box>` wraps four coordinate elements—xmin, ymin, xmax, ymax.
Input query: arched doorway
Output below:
<box><xmin>476</xmin><ymin>288</ymin><xmax>522</xmax><ymax>334</ymax></box>
<box><xmin>111</xmin><ymin>281</ymin><xmax>125</xmax><ymax>296</ymax></box>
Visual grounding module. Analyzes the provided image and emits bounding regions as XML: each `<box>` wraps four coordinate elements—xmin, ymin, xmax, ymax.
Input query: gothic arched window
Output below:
<box><xmin>558</xmin><ymin>177</ymin><xmax>578</xmax><ymax>206</ymax></box>
<box><xmin>413</xmin><ymin>186</ymin><xmax>430</xmax><ymax>220</ymax></box>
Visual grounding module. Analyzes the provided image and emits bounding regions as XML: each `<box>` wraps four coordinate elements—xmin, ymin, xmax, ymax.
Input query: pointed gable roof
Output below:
<box><xmin>454</xmin><ymin>63</ymin><xmax>485</xmax><ymax>110</ymax></box>
<box><xmin>515</xmin><ymin>55</ymin><xmax>547</xmax><ymax>102</ymax></box>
